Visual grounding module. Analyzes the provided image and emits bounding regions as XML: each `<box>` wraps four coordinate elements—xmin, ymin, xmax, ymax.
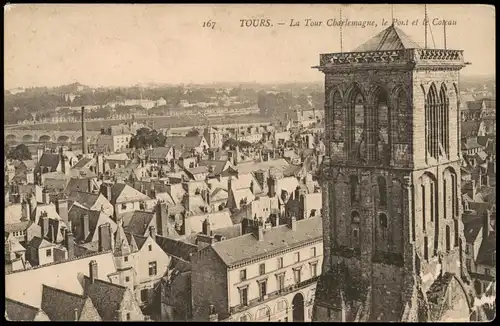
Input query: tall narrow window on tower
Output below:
<box><xmin>350</xmin><ymin>175</ymin><xmax>360</xmax><ymax>203</ymax></box>
<box><xmin>377</xmin><ymin>176</ymin><xmax>387</xmax><ymax>207</ymax></box>
<box><xmin>348</xmin><ymin>87</ymin><xmax>365</xmax><ymax>160</ymax></box>
<box><xmin>329</xmin><ymin>91</ymin><xmax>345</xmax><ymax>159</ymax></box>
<box><xmin>392</xmin><ymin>89</ymin><xmax>409</xmax><ymax>163</ymax></box>
<box><xmin>426</xmin><ymin>83</ymin><xmax>439</xmax><ymax>159</ymax></box>
<box><xmin>445</xmin><ymin>225</ymin><xmax>451</xmax><ymax>252</ymax></box>
<box><xmin>439</xmin><ymin>84</ymin><xmax>450</xmax><ymax>156</ymax></box>
<box><xmin>421</xmin><ymin>184</ymin><xmax>426</xmax><ymax>231</ymax></box>
<box><xmin>375</xmin><ymin>89</ymin><xmax>389</xmax><ymax>163</ymax></box>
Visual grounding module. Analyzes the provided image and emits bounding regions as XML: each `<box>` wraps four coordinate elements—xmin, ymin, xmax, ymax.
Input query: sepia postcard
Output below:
<box><xmin>4</xmin><ymin>4</ymin><xmax>496</xmax><ymax>322</ymax></box>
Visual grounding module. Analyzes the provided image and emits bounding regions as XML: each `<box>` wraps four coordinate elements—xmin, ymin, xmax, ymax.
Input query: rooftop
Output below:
<box><xmin>209</xmin><ymin>216</ymin><xmax>322</xmax><ymax>267</ymax></box>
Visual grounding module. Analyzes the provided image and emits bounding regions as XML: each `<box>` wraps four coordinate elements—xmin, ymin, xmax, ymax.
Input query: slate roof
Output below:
<box><xmin>353</xmin><ymin>25</ymin><xmax>421</xmax><ymax>52</ymax></box>
<box><xmin>68</xmin><ymin>191</ymin><xmax>101</xmax><ymax>209</ymax></box>
<box><xmin>236</xmin><ymin>158</ymin><xmax>290</xmax><ymax>175</ymax></box>
<box><xmin>165</xmin><ymin>136</ymin><xmax>203</xmax><ymax>149</ymax></box>
<box><xmin>463</xmin><ymin>217</ymin><xmax>483</xmax><ymax>243</ymax></box>
<box><xmin>73</xmin><ymin>157</ymin><xmax>93</xmax><ymax>169</ymax></box>
<box><xmin>476</xmin><ymin>232</ymin><xmax>496</xmax><ymax>266</ymax></box>
<box><xmin>125</xmin><ymin>211</ymin><xmax>155</xmax><ymax>237</ymax></box>
<box><xmin>5</xmin><ymin>251</ymin><xmax>117</xmax><ymax>308</ymax></box>
<box><xmin>146</xmin><ymin>147</ymin><xmax>172</xmax><ymax>160</ymax></box>
<box><xmin>184</xmin><ymin>209</ymin><xmax>233</xmax><ymax>234</ymax></box>
<box><xmin>28</xmin><ymin>236</ymin><xmax>55</xmax><ymax>249</ymax></box>
<box><xmin>38</xmin><ymin>153</ymin><xmax>60</xmax><ymax>170</ymax></box>
<box><xmin>111</xmin><ymin>183</ymin><xmax>151</xmax><ymax>204</ymax></box>
<box><xmin>186</xmin><ymin>165</ymin><xmax>209</xmax><ymax>176</ymax></box>
<box><xmin>156</xmin><ymin>235</ymin><xmax>198</xmax><ymax>262</ymax></box>
<box><xmin>125</xmin><ymin>232</ymin><xmax>148</xmax><ymax>251</ymax></box>
<box><xmin>68</xmin><ymin>205</ymin><xmax>117</xmax><ymax>243</ymax></box>
<box><xmin>210</xmin><ymin>216</ymin><xmax>322</xmax><ymax>266</ymax></box>
<box><xmin>5</xmin><ymin>298</ymin><xmax>47</xmax><ymax>321</ymax></box>
<box><xmin>41</xmin><ymin>284</ymin><xmax>99</xmax><ymax>321</ymax></box>
<box><xmin>82</xmin><ymin>276</ymin><xmax>127</xmax><ymax>321</ymax></box>
<box><xmin>461</xmin><ymin>121</ymin><xmax>483</xmax><ymax>138</ymax></box>
<box><xmin>65</xmin><ymin>178</ymin><xmax>93</xmax><ymax>194</ymax></box>
<box><xmin>461</xmin><ymin>137</ymin><xmax>483</xmax><ymax>150</ymax></box>
<box><xmin>199</xmin><ymin>160</ymin><xmax>229</xmax><ymax>177</ymax></box>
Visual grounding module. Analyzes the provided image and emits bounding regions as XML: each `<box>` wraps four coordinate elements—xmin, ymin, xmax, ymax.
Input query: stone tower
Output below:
<box><xmin>312</xmin><ymin>25</ymin><xmax>478</xmax><ymax>322</ymax></box>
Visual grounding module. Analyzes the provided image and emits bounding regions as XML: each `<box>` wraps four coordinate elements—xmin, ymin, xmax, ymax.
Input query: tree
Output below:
<box><xmin>186</xmin><ymin>128</ymin><xmax>200</xmax><ymax>137</ymax></box>
<box><xmin>129</xmin><ymin>128</ymin><xmax>167</xmax><ymax>149</ymax></box>
<box><xmin>7</xmin><ymin>144</ymin><xmax>32</xmax><ymax>160</ymax></box>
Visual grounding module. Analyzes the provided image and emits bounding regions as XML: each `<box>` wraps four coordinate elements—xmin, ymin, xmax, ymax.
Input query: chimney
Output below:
<box><xmin>253</xmin><ymin>218</ymin><xmax>265</xmax><ymax>241</ymax></box>
<box><xmin>65</xmin><ymin>228</ymin><xmax>75</xmax><ymax>259</ymax></box>
<box><xmin>41</xmin><ymin>215</ymin><xmax>49</xmax><ymax>239</ymax></box>
<box><xmin>202</xmin><ymin>218</ymin><xmax>211</xmax><ymax>236</ymax></box>
<box><xmin>98</xmin><ymin>223</ymin><xmax>112</xmax><ymax>252</ymax></box>
<box><xmin>50</xmin><ymin>224</ymin><xmax>56</xmax><ymax>243</ymax></box>
<box><xmin>81</xmin><ymin>107</ymin><xmax>88</xmax><ymax>154</ymax></box>
<box><xmin>59</xmin><ymin>146</ymin><xmax>66</xmax><ymax>174</ymax></box>
<box><xmin>89</xmin><ymin>260</ymin><xmax>98</xmax><ymax>284</ymax></box>
<box><xmin>156</xmin><ymin>201</ymin><xmax>169</xmax><ymax>236</ymax></box>
<box><xmin>271</xmin><ymin>214</ymin><xmax>280</xmax><ymax>227</ymax></box>
<box><xmin>55</xmin><ymin>198</ymin><xmax>69</xmax><ymax>225</ymax></box>
<box><xmin>267</xmin><ymin>175</ymin><xmax>276</xmax><ymax>197</ymax></box>
<box><xmin>74</xmin><ymin>308</ymin><xmax>79</xmax><ymax>321</ymax></box>
<box><xmin>99</xmin><ymin>183</ymin><xmax>112</xmax><ymax>201</ymax></box>
<box><xmin>21</xmin><ymin>199</ymin><xmax>30</xmax><ymax>221</ymax></box>
<box><xmin>150</xmin><ymin>183</ymin><xmax>156</xmax><ymax>199</ymax></box>
<box><xmin>288</xmin><ymin>216</ymin><xmax>297</xmax><ymax>231</ymax></box>
<box><xmin>149</xmin><ymin>225</ymin><xmax>156</xmax><ymax>241</ymax></box>
<box><xmin>42</xmin><ymin>188</ymin><xmax>50</xmax><ymax>204</ymax></box>
<box><xmin>82</xmin><ymin>214</ymin><xmax>90</xmax><ymax>241</ymax></box>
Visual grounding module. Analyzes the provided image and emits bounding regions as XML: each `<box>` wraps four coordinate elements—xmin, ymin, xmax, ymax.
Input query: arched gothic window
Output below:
<box><xmin>347</xmin><ymin>87</ymin><xmax>365</xmax><ymax>159</ymax></box>
<box><xmin>439</xmin><ymin>84</ymin><xmax>450</xmax><ymax>155</ymax></box>
<box><xmin>330</xmin><ymin>91</ymin><xmax>344</xmax><ymax>142</ymax></box>
<box><xmin>379</xmin><ymin>213</ymin><xmax>388</xmax><ymax>240</ymax></box>
<box><xmin>392</xmin><ymin>89</ymin><xmax>410</xmax><ymax>161</ymax></box>
<box><xmin>372</xmin><ymin>88</ymin><xmax>389</xmax><ymax>163</ymax></box>
<box><xmin>426</xmin><ymin>84</ymin><xmax>439</xmax><ymax>159</ymax></box>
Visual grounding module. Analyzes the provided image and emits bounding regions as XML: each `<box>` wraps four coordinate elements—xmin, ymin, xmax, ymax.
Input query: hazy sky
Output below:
<box><xmin>4</xmin><ymin>4</ymin><xmax>495</xmax><ymax>89</ymax></box>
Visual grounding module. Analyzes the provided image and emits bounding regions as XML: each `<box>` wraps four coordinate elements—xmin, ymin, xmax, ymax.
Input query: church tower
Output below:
<box><xmin>312</xmin><ymin>25</ymin><xmax>478</xmax><ymax>322</ymax></box>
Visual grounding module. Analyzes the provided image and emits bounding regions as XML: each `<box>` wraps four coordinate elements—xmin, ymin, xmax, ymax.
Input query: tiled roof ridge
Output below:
<box><xmin>5</xmin><ymin>249</ymin><xmax>113</xmax><ymax>275</ymax></box>
<box><xmin>42</xmin><ymin>284</ymin><xmax>88</xmax><ymax>299</ymax></box>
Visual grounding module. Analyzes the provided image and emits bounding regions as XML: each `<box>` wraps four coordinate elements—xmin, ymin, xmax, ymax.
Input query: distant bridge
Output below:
<box><xmin>4</xmin><ymin>130</ymin><xmax>101</xmax><ymax>143</ymax></box>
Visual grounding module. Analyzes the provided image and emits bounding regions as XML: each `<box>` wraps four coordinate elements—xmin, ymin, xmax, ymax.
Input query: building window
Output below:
<box><xmin>350</xmin><ymin>176</ymin><xmax>360</xmax><ymax>203</ymax></box>
<box><xmin>377</xmin><ymin>177</ymin><xmax>387</xmax><ymax>206</ymax></box>
<box><xmin>277</xmin><ymin>257</ymin><xmax>283</xmax><ymax>269</ymax></box>
<box><xmin>240</xmin><ymin>269</ymin><xmax>247</xmax><ymax>281</ymax></box>
<box><xmin>310</xmin><ymin>262</ymin><xmax>318</xmax><ymax>278</ymax></box>
<box><xmin>485</xmin><ymin>268</ymin><xmax>491</xmax><ymax>276</ymax></box>
<box><xmin>121</xmin><ymin>203</ymin><xmax>127</xmax><ymax>210</ymax></box>
<box><xmin>148</xmin><ymin>244</ymin><xmax>152</xmax><ymax>251</ymax></box>
<box><xmin>124</xmin><ymin>256</ymin><xmax>129</xmax><ymax>262</ymax></box>
<box><xmin>125</xmin><ymin>276</ymin><xmax>130</xmax><ymax>282</ymax></box>
<box><xmin>259</xmin><ymin>263</ymin><xmax>266</xmax><ymax>275</ymax></box>
<box><xmin>421</xmin><ymin>184</ymin><xmax>427</xmax><ymax>231</ymax></box>
<box><xmin>294</xmin><ymin>252</ymin><xmax>300</xmax><ymax>263</ymax></box>
<box><xmin>141</xmin><ymin>289</ymin><xmax>148</xmax><ymax>302</ymax></box>
<box><xmin>454</xmin><ymin>219</ymin><xmax>459</xmax><ymax>247</ymax></box>
<box><xmin>277</xmin><ymin>273</ymin><xmax>285</xmax><ymax>291</ymax></box>
<box><xmin>466</xmin><ymin>259</ymin><xmax>472</xmax><ymax>271</ymax></box>
<box><xmin>148</xmin><ymin>262</ymin><xmax>157</xmax><ymax>276</ymax></box>
<box><xmin>126</xmin><ymin>313</ymin><xmax>131</xmax><ymax>321</ymax></box>
<box><xmin>259</xmin><ymin>280</ymin><xmax>267</xmax><ymax>299</ymax></box>
<box><xmin>311</xmin><ymin>247</ymin><xmax>316</xmax><ymax>257</ymax></box>
<box><xmin>293</xmin><ymin>268</ymin><xmax>301</xmax><ymax>284</ymax></box>
<box><xmin>239</xmin><ymin>287</ymin><xmax>248</xmax><ymax>306</ymax></box>
<box><xmin>46</xmin><ymin>249</ymin><xmax>52</xmax><ymax>257</ymax></box>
